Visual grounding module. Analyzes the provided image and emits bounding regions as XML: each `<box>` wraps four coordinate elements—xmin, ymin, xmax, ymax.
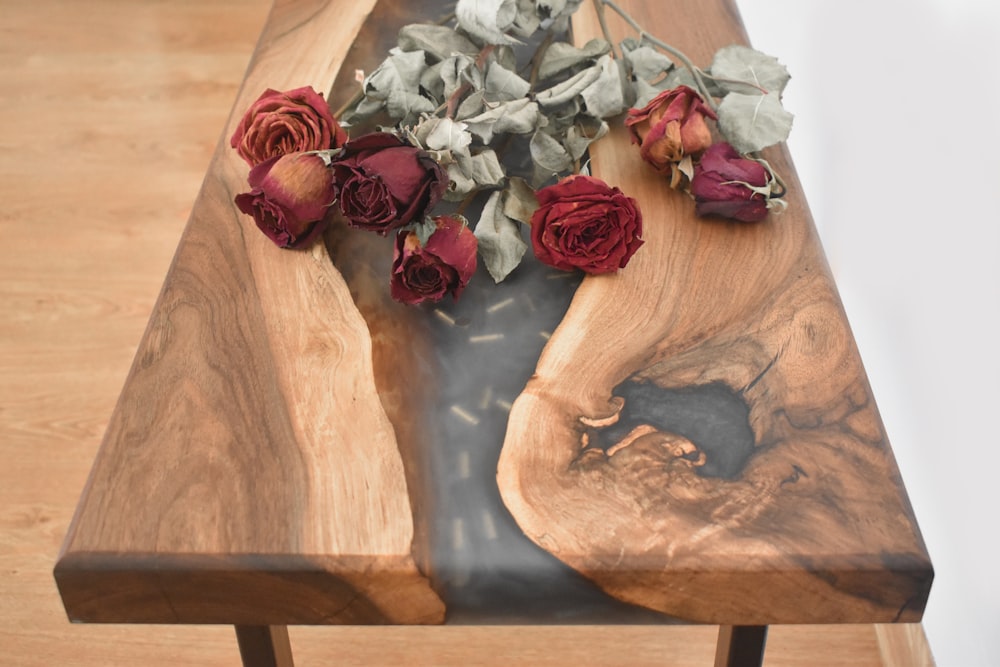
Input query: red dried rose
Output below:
<box><xmin>390</xmin><ymin>216</ymin><xmax>478</xmax><ymax>304</ymax></box>
<box><xmin>331</xmin><ymin>133</ymin><xmax>448</xmax><ymax>235</ymax></box>
<box><xmin>230</xmin><ymin>86</ymin><xmax>347</xmax><ymax>167</ymax></box>
<box><xmin>690</xmin><ymin>142</ymin><xmax>770</xmax><ymax>222</ymax></box>
<box><xmin>625</xmin><ymin>86</ymin><xmax>716</xmax><ymax>179</ymax></box>
<box><xmin>530</xmin><ymin>175</ymin><xmax>643</xmax><ymax>274</ymax></box>
<box><xmin>234</xmin><ymin>152</ymin><xmax>336</xmax><ymax>248</ymax></box>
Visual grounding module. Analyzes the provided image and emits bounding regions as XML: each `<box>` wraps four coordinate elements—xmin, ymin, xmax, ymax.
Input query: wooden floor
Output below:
<box><xmin>0</xmin><ymin>0</ymin><xmax>933</xmax><ymax>664</ymax></box>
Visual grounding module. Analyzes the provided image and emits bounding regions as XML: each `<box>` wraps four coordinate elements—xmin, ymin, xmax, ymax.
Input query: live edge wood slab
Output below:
<box><xmin>55</xmin><ymin>0</ymin><xmax>932</xmax><ymax>648</ymax></box>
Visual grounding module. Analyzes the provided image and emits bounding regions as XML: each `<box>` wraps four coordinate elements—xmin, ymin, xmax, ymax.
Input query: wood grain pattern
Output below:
<box><xmin>2</xmin><ymin>0</ymin><xmax>934</xmax><ymax>663</ymax></box>
<box><xmin>497</xmin><ymin>0</ymin><xmax>932</xmax><ymax>625</ymax></box>
<box><xmin>54</xmin><ymin>0</ymin><xmax>444</xmax><ymax>625</ymax></box>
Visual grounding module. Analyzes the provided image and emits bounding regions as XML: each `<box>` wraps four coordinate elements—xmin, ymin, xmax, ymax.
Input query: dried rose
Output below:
<box><xmin>530</xmin><ymin>175</ymin><xmax>643</xmax><ymax>274</ymax></box>
<box><xmin>390</xmin><ymin>216</ymin><xmax>477</xmax><ymax>304</ymax></box>
<box><xmin>331</xmin><ymin>133</ymin><xmax>448</xmax><ymax>235</ymax></box>
<box><xmin>690</xmin><ymin>142</ymin><xmax>770</xmax><ymax>223</ymax></box>
<box><xmin>230</xmin><ymin>86</ymin><xmax>347</xmax><ymax>167</ymax></box>
<box><xmin>234</xmin><ymin>152</ymin><xmax>336</xmax><ymax>248</ymax></box>
<box><xmin>625</xmin><ymin>86</ymin><xmax>716</xmax><ymax>183</ymax></box>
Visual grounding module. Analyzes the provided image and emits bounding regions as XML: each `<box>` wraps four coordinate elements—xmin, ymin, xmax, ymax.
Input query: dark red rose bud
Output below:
<box><xmin>390</xmin><ymin>216</ymin><xmax>477</xmax><ymax>305</ymax></box>
<box><xmin>230</xmin><ymin>86</ymin><xmax>347</xmax><ymax>167</ymax></box>
<box><xmin>331</xmin><ymin>133</ymin><xmax>448</xmax><ymax>235</ymax></box>
<box><xmin>530</xmin><ymin>175</ymin><xmax>643</xmax><ymax>274</ymax></box>
<box><xmin>625</xmin><ymin>86</ymin><xmax>716</xmax><ymax>178</ymax></box>
<box><xmin>690</xmin><ymin>142</ymin><xmax>770</xmax><ymax>223</ymax></box>
<box><xmin>234</xmin><ymin>152</ymin><xmax>336</xmax><ymax>249</ymax></box>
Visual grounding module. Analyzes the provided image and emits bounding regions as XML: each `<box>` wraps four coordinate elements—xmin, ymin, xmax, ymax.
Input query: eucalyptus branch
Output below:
<box><xmin>597</xmin><ymin>0</ymin><xmax>718</xmax><ymax>110</ymax></box>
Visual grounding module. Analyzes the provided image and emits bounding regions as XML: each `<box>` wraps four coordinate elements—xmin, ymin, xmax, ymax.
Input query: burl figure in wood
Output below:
<box><xmin>496</xmin><ymin>128</ymin><xmax>930</xmax><ymax>626</ymax></box>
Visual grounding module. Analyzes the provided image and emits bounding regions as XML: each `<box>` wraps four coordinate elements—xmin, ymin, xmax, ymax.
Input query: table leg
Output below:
<box><xmin>234</xmin><ymin>625</ymin><xmax>295</xmax><ymax>667</ymax></box>
<box><xmin>714</xmin><ymin>625</ymin><xmax>768</xmax><ymax>667</ymax></box>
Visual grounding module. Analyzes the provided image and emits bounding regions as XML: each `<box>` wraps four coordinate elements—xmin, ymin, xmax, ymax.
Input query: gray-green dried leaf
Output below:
<box><xmin>464</xmin><ymin>98</ymin><xmax>542</xmax><ymax>142</ymax></box>
<box><xmin>631</xmin><ymin>77</ymin><xmax>666</xmax><ymax>108</ymax></box>
<box><xmin>364</xmin><ymin>48</ymin><xmax>428</xmax><ymax>100</ymax></box>
<box><xmin>475</xmin><ymin>190</ymin><xmax>528</xmax><ymax>282</ymax></box>
<box><xmin>398</xmin><ymin>24</ymin><xmax>480</xmax><ymax>61</ymax></box>
<box><xmin>537</xmin><ymin>38</ymin><xmax>610</xmax><ymax>80</ymax></box>
<box><xmin>622</xmin><ymin>44</ymin><xmax>674</xmax><ymax>81</ymax></box>
<box><xmin>456</xmin><ymin>0</ymin><xmax>519</xmax><ymax>45</ymax></box>
<box><xmin>710</xmin><ymin>45</ymin><xmax>790</xmax><ymax>96</ymax></box>
<box><xmin>456</xmin><ymin>90</ymin><xmax>486</xmax><ymax>120</ymax></box>
<box><xmin>386</xmin><ymin>89</ymin><xmax>436</xmax><ymax>122</ymax></box>
<box><xmin>439</xmin><ymin>54</ymin><xmax>479</xmax><ymax>99</ymax></box>
<box><xmin>503</xmin><ymin>176</ymin><xmax>538</xmax><ymax>223</ymax></box>
<box><xmin>419</xmin><ymin>61</ymin><xmax>445</xmax><ymax>102</ymax></box>
<box><xmin>535</xmin><ymin>64</ymin><xmax>602</xmax><ymax>108</ymax></box>
<box><xmin>564</xmin><ymin>119</ymin><xmax>608</xmax><ymax>160</ymax></box>
<box><xmin>717</xmin><ymin>91</ymin><xmax>793</xmax><ymax>153</ymax></box>
<box><xmin>415</xmin><ymin>117</ymin><xmax>473</xmax><ymax>156</ymax></box>
<box><xmin>579</xmin><ymin>54</ymin><xmax>626</xmax><ymax>118</ymax></box>
<box><xmin>457</xmin><ymin>149</ymin><xmax>505</xmax><ymax>187</ymax></box>
<box><xmin>510</xmin><ymin>0</ymin><xmax>540</xmax><ymax>38</ymax></box>
<box><xmin>530</xmin><ymin>129</ymin><xmax>573</xmax><ymax>177</ymax></box>
<box><xmin>484</xmin><ymin>61</ymin><xmax>531</xmax><ymax>102</ymax></box>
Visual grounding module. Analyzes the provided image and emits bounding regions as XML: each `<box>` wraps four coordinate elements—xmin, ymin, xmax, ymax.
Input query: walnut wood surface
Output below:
<box><xmin>6</xmin><ymin>0</ymin><xmax>936</xmax><ymax>662</ymax></box>
<box><xmin>54</xmin><ymin>0</ymin><xmax>444</xmax><ymax>625</ymax></box>
<box><xmin>496</xmin><ymin>0</ymin><xmax>932</xmax><ymax>625</ymax></box>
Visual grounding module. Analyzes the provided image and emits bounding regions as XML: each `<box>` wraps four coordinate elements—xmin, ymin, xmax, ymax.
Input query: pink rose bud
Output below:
<box><xmin>390</xmin><ymin>216</ymin><xmax>477</xmax><ymax>304</ymax></box>
<box><xmin>230</xmin><ymin>86</ymin><xmax>347</xmax><ymax>167</ymax></box>
<box><xmin>234</xmin><ymin>152</ymin><xmax>337</xmax><ymax>248</ymax></box>
<box><xmin>625</xmin><ymin>86</ymin><xmax>716</xmax><ymax>179</ymax></box>
<box><xmin>332</xmin><ymin>133</ymin><xmax>448</xmax><ymax>235</ymax></box>
<box><xmin>690</xmin><ymin>142</ymin><xmax>771</xmax><ymax>223</ymax></box>
<box><xmin>530</xmin><ymin>175</ymin><xmax>643</xmax><ymax>274</ymax></box>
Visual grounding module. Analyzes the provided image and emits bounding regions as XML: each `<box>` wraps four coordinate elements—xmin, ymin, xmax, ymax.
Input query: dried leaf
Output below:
<box><xmin>717</xmin><ymin>91</ymin><xmax>794</xmax><ymax>153</ymax></box>
<box><xmin>530</xmin><ymin>129</ymin><xmax>573</xmax><ymax>176</ymax></box>
<box><xmin>503</xmin><ymin>176</ymin><xmax>539</xmax><ymax>223</ymax></box>
<box><xmin>444</xmin><ymin>150</ymin><xmax>505</xmax><ymax>200</ymax></box>
<box><xmin>579</xmin><ymin>54</ymin><xmax>626</xmax><ymax>118</ymax></box>
<box><xmin>440</xmin><ymin>54</ymin><xmax>479</xmax><ymax>99</ymax></box>
<box><xmin>484</xmin><ymin>61</ymin><xmax>531</xmax><ymax>101</ymax></box>
<box><xmin>457</xmin><ymin>150</ymin><xmax>505</xmax><ymax>187</ymax></box>
<box><xmin>464</xmin><ymin>98</ymin><xmax>542</xmax><ymax>142</ymax></box>
<box><xmin>456</xmin><ymin>0</ymin><xmax>519</xmax><ymax>45</ymax></box>
<box><xmin>364</xmin><ymin>48</ymin><xmax>428</xmax><ymax>101</ymax></box>
<box><xmin>386</xmin><ymin>88</ymin><xmax>436</xmax><ymax>122</ymax></box>
<box><xmin>564</xmin><ymin>118</ymin><xmax>608</xmax><ymax>160</ymax></box>
<box><xmin>398</xmin><ymin>24</ymin><xmax>480</xmax><ymax>61</ymax></box>
<box><xmin>535</xmin><ymin>64</ymin><xmax>602</xmax><ymax>108</ymax></box>
<box><xmin>710</xmin><ymin>45</ymin><xmax>790</xmax><ymax>96</ymax></box>
<box><xmin>475</xmin><ymin>190</ymin><xmax>528</xmax><ymax>282</ymax></box>
<box><xmin>622</xmin><ymin>44</ymin><xmax>673</xmax><ymax>81</ymax></box>
<box><xmin>537</xmin><ymin>38</ymin><xmax>610</xmax><ymax>80</ymax></box>
<box><xmin>415</xmin><ymin>117</ymin><xmax>473</xmax><ymax>156</ymax></box>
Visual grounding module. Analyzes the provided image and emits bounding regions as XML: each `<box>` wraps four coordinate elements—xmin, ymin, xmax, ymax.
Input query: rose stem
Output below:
<box><xmin>591</xmin><ymin>0</ymin><xmax>619</xmax><ymax>60</ymax></box>
<box><xmin>528</xmin><ymin>31</ymin><xmax>556</xmax><ymax>90</ymax></box>
<box><xmin>444</xmin><ymin>44</ymin><xmax>496</xmax><ymax>118</ymax></box>
<box><xmin>598</xmin><ymin>0</ymin><xmax>717</xmax><ymax>111</ymax></box>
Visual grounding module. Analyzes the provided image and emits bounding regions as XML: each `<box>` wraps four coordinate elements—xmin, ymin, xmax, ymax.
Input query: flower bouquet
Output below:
<box><xmin>231</xmin><ymin>0</ymin><xmax>793</xmax><ymax>305</ymax></box>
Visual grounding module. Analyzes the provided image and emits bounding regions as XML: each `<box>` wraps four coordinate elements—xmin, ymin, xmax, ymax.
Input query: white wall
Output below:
<box><xmin>736</xmin><ymin>1</ymin><xmax>1000</xmax><ymax>665</ymax></box>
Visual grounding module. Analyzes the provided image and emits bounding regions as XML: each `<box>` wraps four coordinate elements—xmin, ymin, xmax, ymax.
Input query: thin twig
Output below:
<box><xmin>600</xmin><ymin>0</ymin><xmax>718</xmax><ymax>110</ymax></box>
<box><xmin>591</xmin><ymin>0</ymin><xmax>619</xmax><ymax>59</ymax></box>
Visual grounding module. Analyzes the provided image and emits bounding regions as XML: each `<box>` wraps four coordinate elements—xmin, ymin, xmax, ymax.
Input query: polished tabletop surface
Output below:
<box><xmin>55</xmin><ymin>0</ymin><xmax>932</xmax><ymax>628</ymax></box>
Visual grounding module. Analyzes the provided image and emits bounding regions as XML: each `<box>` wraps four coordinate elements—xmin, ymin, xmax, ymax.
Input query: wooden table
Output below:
<box><xmin>54</xmin><ymin>1</ymin><xmax>933</xmax><ymax>665</ymax></box>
